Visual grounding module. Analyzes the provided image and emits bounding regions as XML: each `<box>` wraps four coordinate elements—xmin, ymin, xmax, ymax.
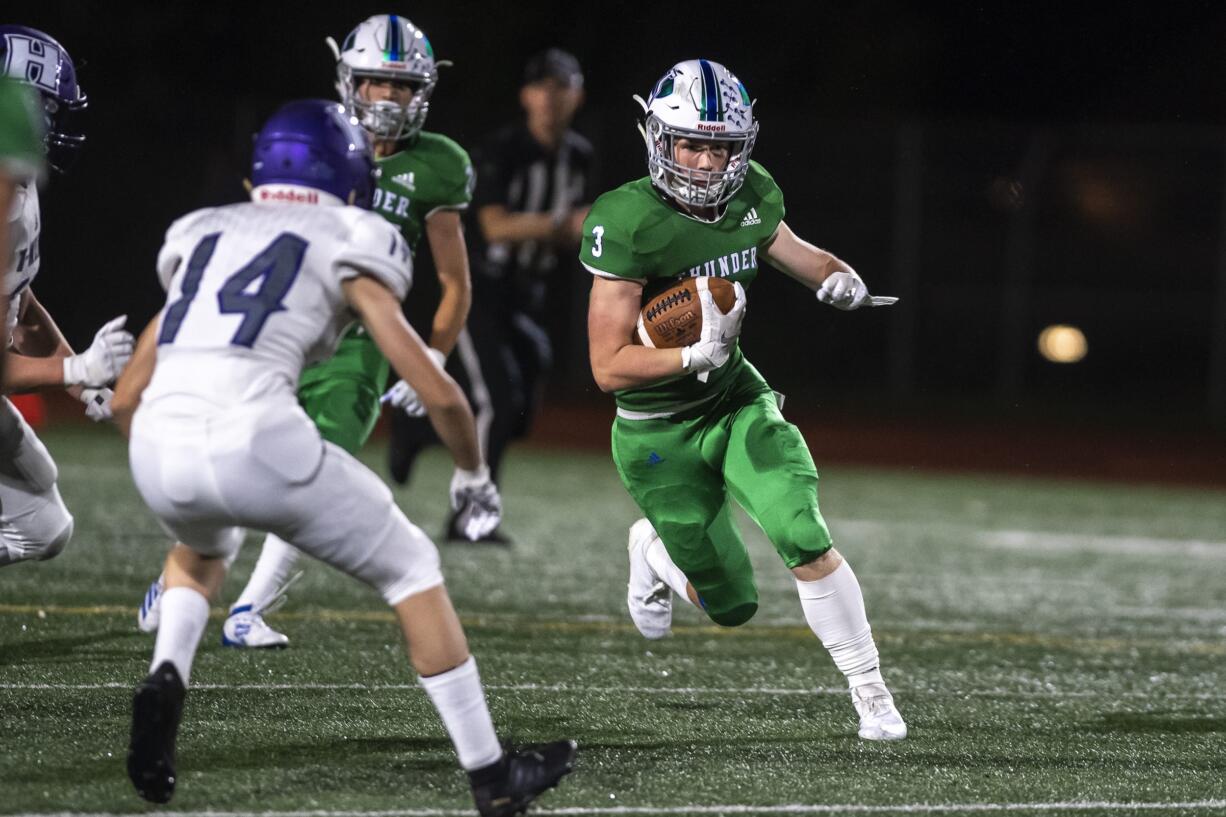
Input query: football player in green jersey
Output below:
<box><xmin>0</xmin><ymin>77</ymin><xmax>44</xmax><ymax>372</ymax></box>
<box><xmin>582</xmin><ymin>60</ymin><xmax>907</xmax><ymax>741</ymax></box>
<box><xmin>136</xmin><ymin>14</ymin><xmax>481</xmax><ymax>648</ymax></box>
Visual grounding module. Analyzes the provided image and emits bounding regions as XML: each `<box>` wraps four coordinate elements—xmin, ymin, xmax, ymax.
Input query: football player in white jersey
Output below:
<box><xmin>111</xmin><ymin>100</ymin><xmax>574</xmax><ymax>815</ymax></box>
<box><xmin>0</xmin><ymin>26</ymin><xmax>134</xmax><ymax>568</ymax></box>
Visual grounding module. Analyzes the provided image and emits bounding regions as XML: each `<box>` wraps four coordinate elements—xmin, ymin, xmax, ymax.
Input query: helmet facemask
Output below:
<box><xmin>42</xmin><ymin>92</ymin><xmax>88</xmax><ymax>172</ymax></box>
<box><xmin>339</xmin><ymin>64</ymin><xmax>435</xmax><ymax>142</ymax></box>
<box><xmin>644</xmin><ymin>113</ymin><xmax>757</xmax><ymax>211</ymax></box>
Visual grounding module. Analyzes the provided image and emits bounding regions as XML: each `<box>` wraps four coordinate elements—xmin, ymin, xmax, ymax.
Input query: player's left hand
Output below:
<box><xmin>79</xmin><ymin>387</ymin><xmax>114</xmax><ymax>422</ymax></box>
<box><xmin>816</xmin><ymin>270</ymin><xmax>872</xmax><ymax>311</ymax></box>
<box><xmin>381</xmin><ymin>379</ymin><xmax>427</xmax><ymax>417</ymax></box>
<box><xmin>449</xmin><ymin>465</ymin><xmax>502</xmax><ymax>541</ymax></box>
<box><xmin>380</xmin><ymin>349</ymin><xmax>446</xmax><ymax>418</ymax></box>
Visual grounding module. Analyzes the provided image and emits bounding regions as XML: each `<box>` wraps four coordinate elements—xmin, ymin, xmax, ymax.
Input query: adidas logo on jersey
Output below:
<box><xmin>391</xmin><ymin>171</ymin><xmax>416</xmax><ymax>191</ymax></box>
<box><xmin>740</xmin><ymin>208</ymin><xmax>761</xmax><ymax>227</ymax></box>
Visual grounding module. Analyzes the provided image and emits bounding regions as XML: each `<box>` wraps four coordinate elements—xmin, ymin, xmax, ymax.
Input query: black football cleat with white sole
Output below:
<box><xmin>127</xmin><ymin>660</ymin><xmax>186</xmax><ymax>803</ymax></box>
<box><xmin>468</xmin><ymin>740</ymin><xmax>577</xmax><ymax>817</ymax></box>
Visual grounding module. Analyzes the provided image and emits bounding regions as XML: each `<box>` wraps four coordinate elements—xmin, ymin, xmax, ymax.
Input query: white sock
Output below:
<box><xmin>149</xmin><ymin>587</ymin><xmax>210</xmax><ymax>686</ymax></box>
<box><xmin>796</xmin><ymin>561</ymin><xmax>883</xmax><ymax>688</ymax></box>
<box><xmin>645</xmin><ymin>534</ymin><xmax>694</xmax><ymax>606</ymax></box>
<box><xmin>233</xmin><ymin>534</ymin><xmax>299</xmax><ymax>611</ymax></box>
<box><xmin>418</xmin><ymin>656</ymin><xmax>503</xmax><ymax>770</ymax></box>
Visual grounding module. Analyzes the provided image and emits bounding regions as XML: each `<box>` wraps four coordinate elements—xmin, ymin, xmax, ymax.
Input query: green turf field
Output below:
<box><xmin>1</xmin><ymin>426</ymin><xmax>1224</xmax><ymax>816</ymax></box>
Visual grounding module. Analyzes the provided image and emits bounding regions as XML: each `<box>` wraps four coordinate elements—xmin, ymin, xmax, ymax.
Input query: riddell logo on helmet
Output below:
<box><xmin>259</xmin><ymin>187</ymin><xmax>319</xmax><ymax>204</ymax></box>
<box><xmin>696</xmin><ymin>123</ymin><xmax>727</xmax><ymax>132</ymax></box>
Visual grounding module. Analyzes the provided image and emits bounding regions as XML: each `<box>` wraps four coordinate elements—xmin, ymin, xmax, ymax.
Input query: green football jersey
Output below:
<box><xmin>579</xmin><ymin>161</ymin><xmax>786</xmax><ymax>415</ymax></box>
<box><xmin>0</xmin><ymin>78</ymin><xmax>44</xmax><ymax>183</ymax></box>
<box><xmin>299</xmin><ymin>130</ymin><xmax>473</xmax><ymax>390</ymax></box>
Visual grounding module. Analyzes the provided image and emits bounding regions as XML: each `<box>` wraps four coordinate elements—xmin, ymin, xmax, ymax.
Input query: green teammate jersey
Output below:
<box><xmin>579</xmin><ymin>161</ymin><xmax>786</xmax><ymax>415</ymax></box>
<box><xmin>299</xmin><ymin>130</ymin><xmax>473</xmax><ymax>391</ymax></box>
<box><xmin>0</xmin><ymin>78</ymin><xmax>44</xmax><ymax>183</ymax></box>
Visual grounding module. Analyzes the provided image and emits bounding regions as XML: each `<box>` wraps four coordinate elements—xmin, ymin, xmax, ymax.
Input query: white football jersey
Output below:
<box><xmin>5</xmin><ymin>182</ymin><xmax>40</xmax><ymax>339</ymax></box>
<box><xmin>142</xmin><ymin>200</ymin><xmax>411</xmax><ymax>409</ymax></box>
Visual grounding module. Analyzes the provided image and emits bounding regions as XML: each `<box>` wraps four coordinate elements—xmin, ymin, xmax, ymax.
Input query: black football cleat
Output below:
<box><xmin>127</xmin><ymin>661</ymin><xmax>186</xmax><ymax>804</ymax></box>
<box><xmin>468</xmin><ymin>740</ymin><xmax>577</xmax><ymax>817</ymax></box>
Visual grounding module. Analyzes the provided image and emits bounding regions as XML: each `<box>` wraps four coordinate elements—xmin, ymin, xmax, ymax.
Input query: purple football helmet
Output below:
<box><xmin>0</xmin><ymin>25</ymin><xmax>87</xmax><ymax>172</ymax></box>
<box><xmin>250</xmin><ymin>100</ymin><xmax>378</xmax><ymax>208</ymax></box>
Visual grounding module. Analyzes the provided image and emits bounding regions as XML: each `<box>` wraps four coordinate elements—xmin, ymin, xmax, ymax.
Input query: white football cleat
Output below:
<box><xmin>137</xmin><ymin>575</ymin><xmax>164</xmax><ymax>633</ymax></box>
<box><xmin>221</xmin><ymin>604</ymin><xmax>289</xmax><ymax>649</ymax></box>
<box><xmin>627</xmin><ymin>518</ymin><xmax>672</xmax><ymax>640</ymax></box>
<box><xmin>852</xmin><ymin>682</ymin><xmax>907</xmax><ymax>741</ymax></box>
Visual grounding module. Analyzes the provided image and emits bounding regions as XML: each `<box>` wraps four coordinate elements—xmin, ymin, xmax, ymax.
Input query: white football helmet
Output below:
<box><xmin>634</xmin><ymin>59</ymin><xmax>758</xmax><ymax>213</ymax></box>
<box><xmin>327</xmin><ymin>14</ymin><xmax>445</xmax><ymax>142</ymax></box>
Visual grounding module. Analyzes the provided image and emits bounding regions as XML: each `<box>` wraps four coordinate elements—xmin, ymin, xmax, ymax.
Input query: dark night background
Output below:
<box><xmin>17</xmin><ymin>2</ymin><xmax>1226</xmax><ymax>451</ymax></box>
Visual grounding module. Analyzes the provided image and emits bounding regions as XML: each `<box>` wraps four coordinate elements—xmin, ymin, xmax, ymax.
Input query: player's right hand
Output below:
<box><xmin>682</xmin><ymin>280</ymin><xmax>747</xmax><ymax>375</ymax></box>
<box><xmin>449</xmin><ymin>465</ymin><xmax>502</xmax><ymax>541</ymax></box>
<box><xmin>79</xmin><ymin>387</ymin><xmax>114</xmax><ymax>422</ymax></box>
<box><xmin>63</xmin><ymin>315</ymin><xmax>135</xmax><ymax>387</ymax></box>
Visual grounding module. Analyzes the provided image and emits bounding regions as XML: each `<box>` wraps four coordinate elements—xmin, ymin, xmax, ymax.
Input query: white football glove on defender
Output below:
<box><xmin>79</xmin><ymin>387</ymin><xmax>114</xmax><ymax>422</ymax></box>
<box><xmin>381</xmin><ymin>349</ymin><xmax>447</xmax><ymax>418</ymax></box>
<box><xmin>816</xmin><ymin>270</ymin><xmax>872</xmax><ymax>311</ymax></box>
<box><xmin>682</xmin><ymin>279</ymin><xmax>747</xmax><ymax>382</ymax></box>
<box><xmin>449</xmin><ymin>465</ymin><xmax>503</xmax><ymax>541</ymax></box>
<box><xmin>63</xmin><ymin>315</ymin><xmax>134</xmax><ymax>387</ymax></box>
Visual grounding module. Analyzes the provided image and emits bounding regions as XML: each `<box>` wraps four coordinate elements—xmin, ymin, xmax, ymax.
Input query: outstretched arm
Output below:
<box><xmin>342</xmin><ymin>273</ymin><xmax>481</xmax><ymax>471</ymax></box>
<box><xmin>762</xmin><ymin>221</ymin><xmax>854</xmax><ymax>289</ymax></box>
<box><xmin>763</xmin><ymin>221</ymin><xmax>874</xmax><ymax>310</ymax></box>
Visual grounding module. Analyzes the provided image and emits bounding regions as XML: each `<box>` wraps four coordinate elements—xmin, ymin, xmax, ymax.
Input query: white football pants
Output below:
<box><xmin>129</xmin><ymin>397</ymin><xmax>441</xmax><ymax>604</ymax></box>
<box><xmin>0</xmin><ymin>398</ymin><xmax>74</xmax><ymax>566</ymax></box>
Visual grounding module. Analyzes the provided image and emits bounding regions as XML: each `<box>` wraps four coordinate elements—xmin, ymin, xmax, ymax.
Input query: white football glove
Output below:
<box><xmin>381</xmin><ymin>348</ymin><xmax>447</xmax><ymax>418</ymax></box>
<box><xmin>682</xmin><ymin>279</ymin><xmax>747</xmax><ymax>381</ymax></box>
<box><xmin>449</xmin><ymin>465</ymin><xmax>503</xmax><ymax>541</ymax></box>
<box><xmin>816</xmin><ymin>270</ymin><xmax>872</xmax><ymax>311</ymax></box>
<box><xmin>63</xmin><ymin>315</ymin><xmax>134</xmax><ymax>387</ymax></box>
<box><xmin>79</xmin><ymin>387</ymin><xmax>114</xmax><ymax>422</ymax></box>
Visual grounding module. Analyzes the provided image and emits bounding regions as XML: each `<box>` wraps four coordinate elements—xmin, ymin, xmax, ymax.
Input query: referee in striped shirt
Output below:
<box><xmin>389</xmin><ymin>49</ymin><xmax>593</xmax><ymax>543</ymax></box>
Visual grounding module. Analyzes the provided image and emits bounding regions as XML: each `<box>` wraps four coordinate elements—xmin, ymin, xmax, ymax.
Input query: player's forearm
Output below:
<box><xmin>12</xmin><ymin>292</ymin><xmax>72</xmax><ymax>359</ymax></box>
<box><xmin>1</xmin><ymin>352</ymin><xmax>70</xmax><ymax>392</ymax></box>
<box><xmin>424</xmin><ymin>402</ymin><xmax>482</xmax><ymax>472</ymax></box>
<box><xmin>112</xmin><ymin>314</ymin><xmax>161</xmax><ymax>438</ymax></box>
<box><xmin>765</xmin><ymin>223</ymin><xmax>853</xmax><ymax>290</ymax></box>
<box><xmin>477</xmin><ymin>206</ymin><xmax>558</xmax><ymax>244</ymax></box>
<box><xmin>591</xmin><ymin>344</ymin><xmax>686</xmax><ymax>393</ymax></box>
<box><xmin>427</xmin><ymin>279</ymin><xmax>470</xmax><ymax>357</ymax></box>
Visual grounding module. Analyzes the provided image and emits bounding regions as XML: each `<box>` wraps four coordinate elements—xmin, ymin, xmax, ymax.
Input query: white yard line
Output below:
<box><xmin>0</xmin><ymin>682</ymin><xmax>1221</xmax><ymax>702</ymax></box>
<box><xmin>11</xmin><ymin>799</ymin><xmax>1226</xmax><ymax>816</ymax></box>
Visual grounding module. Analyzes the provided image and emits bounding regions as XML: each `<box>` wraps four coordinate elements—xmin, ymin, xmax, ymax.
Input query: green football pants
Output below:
<box><xmin>297</xmin><ymin>371</ymin><xmax>384</xmax><ymax>456</ymax></box>
<box><xmin>296</xmin><ymin>331</ymin><xmax>388</xmax><ymax>454</ymax></box>
<box><xmin>612</xmin><ymin>387</ymin><xmax>833</xmax><ymax>628</ymax></box>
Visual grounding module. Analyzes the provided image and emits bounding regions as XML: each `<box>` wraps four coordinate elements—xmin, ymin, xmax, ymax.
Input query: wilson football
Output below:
<box><xmin>636</xmin><ymin>277</ymin><xmax>737</xmax><ymax>348</ymax></box>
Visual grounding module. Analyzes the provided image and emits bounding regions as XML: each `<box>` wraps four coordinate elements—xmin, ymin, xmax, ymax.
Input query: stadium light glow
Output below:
<box><xmin>1038</xmin><ymin>324</ymin><xmax>1088</xmax><ymax>363</ymax></box>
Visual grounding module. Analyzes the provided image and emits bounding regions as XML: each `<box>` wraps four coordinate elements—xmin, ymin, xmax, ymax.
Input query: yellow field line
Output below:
<box><xmin>1</xmin><ymin>602</ymin><xmax>1223</xmax><ymax>656</ymax></box>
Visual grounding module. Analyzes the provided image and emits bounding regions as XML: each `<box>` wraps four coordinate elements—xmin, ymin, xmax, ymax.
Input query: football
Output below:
<box><xmin>635</xmin><ymin>277</ymin><xmax>737</xmax><ymax>348</ymax></box>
